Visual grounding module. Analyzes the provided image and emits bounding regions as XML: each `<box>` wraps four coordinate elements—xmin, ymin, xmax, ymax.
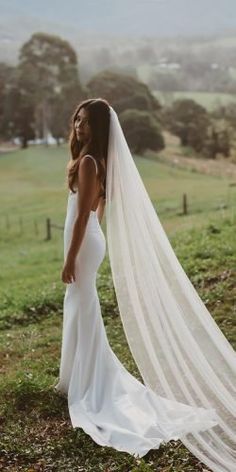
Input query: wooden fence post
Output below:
<box><xmin>46</xmin><ymin>217</ymin><xmax>51</xmax><ymax>240</ymax></box>
<box><xmin>183</xmin><ymin>193</ymin><xmax>188</xmax><ymax>215</ymax></box>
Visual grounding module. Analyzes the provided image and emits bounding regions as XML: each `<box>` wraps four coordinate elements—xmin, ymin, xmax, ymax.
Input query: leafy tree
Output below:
<box><xmin>203</xmin><ymin>125</ymin><xmax>231</xmax><ymax>159</ymax></box>
<box><xmin>0</xmin><ymin>63</ymin><xmax>36</xmax><ymax>147</ymax></box>
<box><xmin>0</xmin><ymin>34</ymin><xmax>85</xmax><ymax>147</ymax></box>
<box><xmin>0</xmin><ymin>63</ymin><xmax>16</xmax><ymax>139</ymax></box>
<box><xmin>166</xmin><ymin>99</ymin><xmax>210</xmax><ymax>152</ymax></box>
<box><xmin>18</xmin><ymin>32</ymin><xmax>84</xmax><ymax>144</ymax></box>
<box><xmin>119</xmin><ymin>109</ymin><xmax>165</xmax><ymax>154</ymax></box>
<box><xmin>218</xmin><ymin>129</ymin><xmax>231</xmax><ymax>157</ymax></box>
<box><xmin>87</xmin><ymin>70</ymin><xmax>161</xmax><ymax>113</ymax></box>
<box><xmin>214</xmin><ymin>103</ymin><xmax>236</xmax><ymax>131</ymax></box>
<box><xmin>49</xmin><ymin>96</ymin><xmax>70</xmax><ymax>144</ymax></box>
<box><xmin>87</xmin><ymin>70</ymin><xmax>164</xmax><ymax>154</ymax></box>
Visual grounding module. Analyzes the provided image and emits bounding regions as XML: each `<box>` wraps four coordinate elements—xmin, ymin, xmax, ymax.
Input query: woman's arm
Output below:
<box><xmin>61</xmin><ymin>157</ymin><xmax>97</xmax><ymax>283</ymax></box>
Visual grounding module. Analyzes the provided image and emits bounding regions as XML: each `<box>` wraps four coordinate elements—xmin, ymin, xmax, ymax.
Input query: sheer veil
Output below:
<box><xmin>105</xmin><ymin>106</ymin><xmax>236</xmax><ymax>472</ymax></box>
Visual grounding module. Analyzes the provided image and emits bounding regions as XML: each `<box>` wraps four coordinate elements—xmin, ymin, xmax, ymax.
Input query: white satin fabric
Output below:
<box><xmin>55</xmin><ymin>188</ymin><xmax>218</xmax><ymax>458</ymax></box>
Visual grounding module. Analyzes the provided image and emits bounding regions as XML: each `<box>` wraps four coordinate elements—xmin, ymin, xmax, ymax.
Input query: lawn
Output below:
<box><xmin>153</xmin><ymin>90</ymin><xmax>236</xmax><ymax>111</ymax></box>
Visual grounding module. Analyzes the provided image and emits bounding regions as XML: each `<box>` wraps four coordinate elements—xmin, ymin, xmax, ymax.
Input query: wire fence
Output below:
<box><xmin>1</xmin><ymin>187</ymin><xmax>236</xmax><ymax>241</ymax></box>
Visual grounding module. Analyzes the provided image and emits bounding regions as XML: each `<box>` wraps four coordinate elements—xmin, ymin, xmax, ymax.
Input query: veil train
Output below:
<box><xmin>105</xmin><ymin>106</ymin><xmax>236</xmax><ymax>472</ymax></box>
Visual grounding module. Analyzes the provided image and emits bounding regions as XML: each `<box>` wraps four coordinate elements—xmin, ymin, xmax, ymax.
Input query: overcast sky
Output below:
<box><xmin>1</xmin><ymin>0</ymin><xmax>236</xmax><ymax>37</ymax></box>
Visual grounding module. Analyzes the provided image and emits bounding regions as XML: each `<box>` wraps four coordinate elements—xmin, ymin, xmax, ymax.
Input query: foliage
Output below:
<box><xmin>87</xmin><ymin>70</ymin><xmax>161</xmax><ymax>113</ymax></box>
<box><xmin>87</xmin><ymin>70</ymin><xmax>164</xmax><ymax>154</ymax></box>
<box><xmin>165</xmin><ymin>99</ymin><xmax>210</xmax><ymax>151</ymax></box>
<box><xmin>0</xmin><ymin>63</ymin><xmax>16</xmax><ymax>137</ymax></box>
<box><xmin>203</xmin><ymin>125</ymin><xmax>231</xmax><ymax>159</ymax></box>
<box><xmin>212</xmin><ymin>102</ymin><xmax>236</xmax><ymax>131</ymax></box>
<box><xmin>119</xmin><ymin>108</ymin><xmax>165</xmax><ymax>153</ymax></box>
<box><xmin>0</xmin><ymin>33</ymin><xmax>85</xmax><ymax>147</ymax></box>
<box><xmin>164</xmin><ymin>98</ymin><xmax>233</xmax><ymax>158</ymax></box>
<box><xmin>0</xmin><ymin>63</ymin><xmax>36</xmax><ymax>146</ymax></box>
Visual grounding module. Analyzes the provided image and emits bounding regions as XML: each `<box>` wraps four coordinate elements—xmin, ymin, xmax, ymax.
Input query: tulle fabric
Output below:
<box><xmin>105</xmin><ymin>107</ymin><xmax>236</xmax><ymax>471</ymax></box>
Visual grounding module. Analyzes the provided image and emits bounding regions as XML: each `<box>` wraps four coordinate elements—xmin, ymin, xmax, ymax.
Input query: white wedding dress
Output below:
<box><xmin>55</xmin><ymin>155</ymin><xmax>218</xmax><ymax>459</ymax></box>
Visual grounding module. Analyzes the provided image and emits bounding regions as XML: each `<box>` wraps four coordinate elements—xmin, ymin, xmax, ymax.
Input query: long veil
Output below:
<box><xmin>105</xmin><ymin>106</ymin><xmax>236</xmax><ymax>472</ymax></box>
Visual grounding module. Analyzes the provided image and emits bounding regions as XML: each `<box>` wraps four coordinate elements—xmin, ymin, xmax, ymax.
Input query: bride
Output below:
<box><xmin>55</xmin><ymin>98</ymin><xmax>236</xmax><ymax>472</ymax></box>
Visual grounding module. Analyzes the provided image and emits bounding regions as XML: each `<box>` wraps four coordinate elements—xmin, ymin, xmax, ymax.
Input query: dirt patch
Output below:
<box><xmin>203</xmin><ymin>269</ymin><xmax>235</xmax><ymax>288</ymax></box>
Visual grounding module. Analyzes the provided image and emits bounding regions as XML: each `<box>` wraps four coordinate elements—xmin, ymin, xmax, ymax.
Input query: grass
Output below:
<box><xmin>0</xmin><ymin>145</ymin><xmax>235</xmax><ymax>471</ymax></box>
<box><xmin>153</xmin><ymin>90</ymin><xmax>236</xmax><ymax>111</ymax></box>
<box><xmin>1</xmin><ymin>144</ymin><xmax>235</xmax><ymax>323</ymax></box>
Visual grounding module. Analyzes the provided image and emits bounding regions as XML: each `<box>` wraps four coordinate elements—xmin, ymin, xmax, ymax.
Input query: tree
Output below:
<box><xmin>18</xmin><ymin>32</ymin><xmax>84</xmax><ymax>144</ymax></box>
<box><xmin>0</xmin><ymin>63</ymin><xmax>36</xmax><ymax>147</ymax></box>
<box><xmin>0</xmin><ymin>63</ymin><xmax>16</xmax><ymax>139</ymax></box>
<box><xmin>203</xmin><ymin>125</ymin><xmax>231</xmax><ymax>159</ymax></box>
<box><xmin>119</xmin><ymin>109</ymin><xmax>165</xmax><ymax>154</ymax></box>
<box><xmin>49</xmin><ymin>96</ymin><xmax>70</xmax><ymax>144</ymax></box>
<box><xmin>218</xmin><ymin>129</ymin><xmax>230</xmax><ymax>157</ymax></box>
<box><xmin>167</xmin><ymin>99</ymin><xmax>210</xmax><ymax>152</ymax></box>
<box><xmin>87</xmin><ymin>70</ymin><xmax>163</xmax><ymax>155</ymax></box>
<box><xmin>87</xmin><ymin>70</ymin><xmax>161</xmax><ymax>114</ymax></box>
<box><xmin>217</xmin><ymin>103</ymin><xmax>236</xmax><ymax>131</ymax></box>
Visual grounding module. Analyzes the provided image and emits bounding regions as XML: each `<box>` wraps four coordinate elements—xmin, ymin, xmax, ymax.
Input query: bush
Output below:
<box><xmin>119</xmin><ymin>108</ymin><xmax>165</xmax><ymax>153</ymax></box>
<box><xmin>166</xmin><ymin>99</ymin><xmax>209</xmax><ymax>152</ymax></box>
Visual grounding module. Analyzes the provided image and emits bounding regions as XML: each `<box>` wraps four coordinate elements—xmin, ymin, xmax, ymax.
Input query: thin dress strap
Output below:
<box><xmin>84</xmin><ymin>154</ymin><xmax>98</xmax><ymax>174</ymax></box>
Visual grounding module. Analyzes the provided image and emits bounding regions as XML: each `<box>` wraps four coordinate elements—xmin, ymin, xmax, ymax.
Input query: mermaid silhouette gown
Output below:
<box><xmin>55</xmin><ymin>155</ymin><xmax>218</xmax><ymax>458</ymax></box>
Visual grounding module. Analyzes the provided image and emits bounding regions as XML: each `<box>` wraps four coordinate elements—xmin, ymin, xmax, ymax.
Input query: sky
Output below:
<box><xmin>1</xmin><ymin>0</ymin><xmax>236</xmax><ymax>37</ymax></box>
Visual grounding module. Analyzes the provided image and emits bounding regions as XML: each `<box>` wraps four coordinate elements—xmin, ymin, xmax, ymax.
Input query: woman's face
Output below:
<box><xmin>74</xmin><ymin>107</ymin><xmax>92</xmax><ymax>144</ymax></box>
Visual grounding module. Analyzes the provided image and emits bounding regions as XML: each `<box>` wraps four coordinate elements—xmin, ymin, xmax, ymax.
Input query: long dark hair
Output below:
<box><xmin>67</xmin><ymin>98</ymin><xmax>110</xmax><ymax>198</ymax></box>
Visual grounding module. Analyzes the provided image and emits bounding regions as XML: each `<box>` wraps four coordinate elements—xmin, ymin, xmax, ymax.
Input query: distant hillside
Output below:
<box><xmin>1</xmin><ymin>0</ymin><xmax>236</xmax><ymax>90</ymax></box>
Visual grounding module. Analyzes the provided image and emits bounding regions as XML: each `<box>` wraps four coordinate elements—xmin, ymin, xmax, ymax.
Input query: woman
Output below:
<box><xmin>61</xmin><ymin>99</ymin><xmax>108</xmax><ymax>285</ymax></box>
<box><xmin>55</xmin><ymin>98</ymin><xmax>235</xmax><ymax>471</ymax></box>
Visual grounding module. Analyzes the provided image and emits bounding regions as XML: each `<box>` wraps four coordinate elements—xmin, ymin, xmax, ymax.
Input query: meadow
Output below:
<box><xmin>153</xmin><ymin>90</ymin><xmax>236</xmax><ymax>111</ymax></box>
<box><xmin>0</xmin><ymin>145</ymin><xmax>235</xmax><ymax>471</ymax></box>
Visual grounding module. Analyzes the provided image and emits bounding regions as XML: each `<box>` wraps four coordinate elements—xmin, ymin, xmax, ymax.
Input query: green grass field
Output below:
<box><xmin>153</xmin><ymin>90</ymin><xmax>236</xmax><ymax>111</ymax></box>
<box><xmin>0</xmin><ymin>145</ymin><xmax>235</xmax><ymax>471</ymax></box>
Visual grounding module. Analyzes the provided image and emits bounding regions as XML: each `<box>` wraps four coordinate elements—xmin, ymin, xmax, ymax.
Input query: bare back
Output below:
<box><xmin>80</xmin><ymin>154</ymin><xmax>105</xmax><ymax>211</ymax></box>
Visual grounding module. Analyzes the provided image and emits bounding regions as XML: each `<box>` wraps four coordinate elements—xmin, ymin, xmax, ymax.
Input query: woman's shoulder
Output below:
<box><xmin>80</xmin><ymin>154</ymin><xmax>98</xmax><ymax>174</ymax></box>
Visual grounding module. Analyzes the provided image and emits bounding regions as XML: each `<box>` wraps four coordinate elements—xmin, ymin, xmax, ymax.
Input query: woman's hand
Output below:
<box><xmin>61</xmin><ymin>256</ymin><xmax>76</xmax><ymax>284</ymax></box>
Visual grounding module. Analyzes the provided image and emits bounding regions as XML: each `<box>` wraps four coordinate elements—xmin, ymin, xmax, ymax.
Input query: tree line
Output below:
<box><xmin>0</xmin><ymin>32</ymin><xmax>235</xmax><ymax>159</ymax></box>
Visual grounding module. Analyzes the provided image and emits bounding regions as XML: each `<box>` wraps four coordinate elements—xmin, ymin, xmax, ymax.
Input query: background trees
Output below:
<box><xmin>1</xmin><ymin>32</ymin><xmax>235</xmax><ymax>159</ymax></box>
<box><xmin>87</xmin><ymin>70</ymin><xmax>165</xmax><ymax>152</ymax></box>
<box><xmin>165</xmin><ymin>99</ymin><xmax>209</xmax><ymax>151</ymax></box>
<box><xmin>0</xmin><ymin>33</ymin><xmax>84</xmax><ymax>148</ymax></box>
<box><xmin>87</xmin><ymin>70</ymin><xmax>161</xmax><ymax>114</ymax></box>
<box><xmin>119</xmin><ymin>109</ymin><xmax>164</xmax><ymax>153</ymax></box>
<box><xmin>0</xmin><ymin>37</ymin><xmax>165</xmax><ymax>153</ymax></box>
<box><xmin>163</xmin><ymin>98</ymin><xmax>232</xmax><ymax>159</ymax></box>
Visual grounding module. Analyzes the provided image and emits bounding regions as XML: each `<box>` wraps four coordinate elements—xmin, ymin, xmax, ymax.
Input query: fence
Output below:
<box><xmin>1</xmin><ymin>187</ymin><xmax>236</xmax><ymax>241</ymax></box>
<box><xmin>45</xmin><ymin>218</ymin><xmax>64</xmax><ymax>241</ymax></box>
